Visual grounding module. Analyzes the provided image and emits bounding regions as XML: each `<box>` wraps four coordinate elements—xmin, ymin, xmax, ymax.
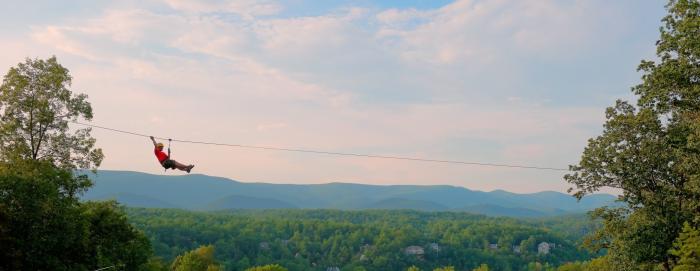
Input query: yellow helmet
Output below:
<box><xmin>156</xmin><ymin>142</ymin><xmax>164</xmax><ymax>148</ymax></box>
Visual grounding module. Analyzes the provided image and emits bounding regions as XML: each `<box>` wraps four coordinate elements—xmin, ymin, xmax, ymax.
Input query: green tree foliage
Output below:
<box><xmin>82</xmin><ymin>201</ymin><xmax>153</xmax><ymax>269</ymax></box>
<box><xmin>472</xmin><ymin>264</ymin><xmax>489</xmax><ymax>271</ymax></box>
<box><xmin>0</xmin><ymin>56</ymin><xmax>103</xmax><ymax>170</ymax></box>
<box><xmin>127</xmin><ymin>209</ymin><xmax>595</xmax><ymax>271</ymax></box>
<box><xmin>171</xmin><ymin>245</ymin><xmax>223</xmax><ymax>271</ymax></box>
<box><xmin>564</xmin><ymin>0</ymin><xmax>700</xmax><ymax>270</ymax></box>
<box><xmin>0</xmin><ymin>161</ymin><xmax>154</xmax><ymax>270</ymax></box>
<box><xmin>524</xmin><ymin>262</ymin><xmax>557</xmax><ymax>271</ymax></box>
<box><xmin>0</xmin><ymin>160</ymin><xmax>88</xmax><ymax>270</ymax></box>
<box><xmin>553</xmin><ymin>258</ymin><xmax>615</xmax><ymax>271</ymax></box>
<box><xmin>0</xmin><ymin>57</ymin><xmax>151</xmax><ymax>270</ymax></box>
<box><xmin>671</xmin><ymin>223</ymin><xmax>700</xmax><ymax>270</ymax></box>
<box><xmin>407</xmin><ymin>265</ymin><xmax>421</xmax><ymax>271</ymax></box>
<box><xmin>433</xmin><ymin>266</ymin><xmax>455</xmax><ymax>271</ymax></box>
<box><xmin>143</xmin><ymin>257</ymin><xmax>169</xmax><ymax>271</ymax></box>
<box><xmin>555</xmin><ymin>262</ymin><xmax>584</xmax><ymax>271</ymax></box>
<box><xmin>245</xmin><ymin>264</ymin><xmax>289</xmax><ymax>271</ymax></box>
<box><xmin>582</xmin><ymin>256</ymin><xmax>612</xmax><ymax>271</ymax></box>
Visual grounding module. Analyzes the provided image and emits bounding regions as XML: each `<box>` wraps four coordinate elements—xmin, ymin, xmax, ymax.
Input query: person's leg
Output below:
<box><xmin>171</xmin><ymin>160</ymin><xmax>194</xmax><ymax>172</ymax></box>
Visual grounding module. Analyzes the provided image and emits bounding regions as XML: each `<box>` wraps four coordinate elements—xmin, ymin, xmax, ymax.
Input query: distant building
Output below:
<box><xmin>404</xmin><ymin>246</ymin><xmax>425</xmax><ymax>255</ymax></box>
<box><xmin>538</xmin><ymin>242</ymin><xmax>556</xmax><ymax>255</ymax></box>
<box><xmin>513</xmin><ymin>245</ymin><xmax>521</xmax><ymax>254</ymax></box>
<box><xmin>488</xmin><ymin>243</ymin><xmax>498</xmax><ymax>250</ymax></box>
<box><xmin>360</xmin><ymin>254</ymin><xmax>368</xmax><ymax>262</ymax></box>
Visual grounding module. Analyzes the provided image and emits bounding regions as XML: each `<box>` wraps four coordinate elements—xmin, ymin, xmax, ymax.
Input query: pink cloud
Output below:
<box><xmin>2</xmin><ymin>0</ymin><xmax>649</xmax><ymax>193</ymax></box>
<box><xmin>163</xmin><ymin>0</ymin><xmax>282</xmax><ymax>17</ymax></box>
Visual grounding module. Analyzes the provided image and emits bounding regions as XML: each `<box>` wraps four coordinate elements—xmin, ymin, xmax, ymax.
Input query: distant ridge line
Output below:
<box><xmin>73</xmin><ymin>121</ymin><xmax>570</xmax><ymax>171</ymax></box>
<box><xmin>84</xmin><ymin>170</ymin><xmax>617</xmax><ymax>217</ymax></box>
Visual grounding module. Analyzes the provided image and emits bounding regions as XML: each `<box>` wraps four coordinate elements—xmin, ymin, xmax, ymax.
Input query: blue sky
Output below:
<box><xmin>0</xmin><ymin>0</ymin><xmax>667</xmax><ymax>193</ymax></box>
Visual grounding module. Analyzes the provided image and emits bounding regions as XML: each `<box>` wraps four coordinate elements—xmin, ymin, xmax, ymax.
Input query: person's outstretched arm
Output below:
<box><xmin>150</xmin><ymin>136</ymin><xmax>157</xmax><ymax>147</ymax></box>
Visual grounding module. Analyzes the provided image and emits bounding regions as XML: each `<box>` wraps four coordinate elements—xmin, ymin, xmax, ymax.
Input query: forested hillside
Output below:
<box><xmin>127</xmin><ymin>208</ymin><xmax>598</xmax><ymax>271</ymax></box>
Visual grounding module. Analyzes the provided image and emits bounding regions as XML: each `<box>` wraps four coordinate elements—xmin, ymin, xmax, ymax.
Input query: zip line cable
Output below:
<box><xmin>72</xmin><ymin>121</ymin><xmax>570</xmax><ymax>171</ymax></box>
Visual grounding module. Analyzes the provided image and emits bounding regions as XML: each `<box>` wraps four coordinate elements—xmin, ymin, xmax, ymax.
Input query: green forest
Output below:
<box><xmin>2</xmin><ymin>0</ymin><xmax>700</xmax><ymax>270</ymax></box>
<box><xmin>126</xmin><ymin>208</ymin><xmax>598</xmax><ymax>270</ymax></box>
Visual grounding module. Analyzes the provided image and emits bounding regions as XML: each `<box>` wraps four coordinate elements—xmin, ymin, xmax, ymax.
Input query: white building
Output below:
<box><xmin>538</xmin><ymin>242</ymin><xmax>556</xmax><ymax>255</ymax></box>
<box><xmin>404</xmin><ymin>246</ymin><xmax>425</xmax><ymax>255</ymax></box>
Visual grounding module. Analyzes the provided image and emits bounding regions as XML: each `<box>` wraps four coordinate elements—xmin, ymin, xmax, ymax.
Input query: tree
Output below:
<box><xmin>670</xmin><ymin>223</ymin><xmax>700</xmax><ymax>270</ymax></box>
<box><xmin>82</xmin><ymin>201</ymin><xmax>153</xmax><ymax>270</ymax></box>
<box><xmin>0</xmin><ymin>160</ymin><xmax>88</xmax><ymax>270</ymax></box>
<box><xmin>520</xmin><ymin>236</ymin><xmax>537</xmax><ymax>255</ymax></box>
<box><xmin>245</xmin><ymin>264</ymin><xmax>289</xmax><ymax>271</ymax></box>
<box><xmin>407</xmin><ymin>266</ymin><xmax>421</xmax><ymax>271</ymax></box>
<box><xmin>582</xmin><ymin>257</ymin><xmax>613</xmax><ymax>271</ymax></box>
<box><xmin>565</xmin><ymin>0</ymin><xmax>700</xmax><ymax>270</ymax></box>
<box><xmin>171</xmin><ymin>245</ymin><xmax>223</xmax><ymax>271</ymax></box>
<box><xmin>433</xmin><ymin>267</ymin><xmax>455</xmax><ymax>271</ymax></box>
<box><xmin>473</xmin><ymin>264</ymin><xmax>490</xmax><ymax>271</ymax></box>
<box><xmin>0</xmin><ymin>56</ymin><xmax>103</xmax><ymax>170</ymax></box>
<box><xmin>0</xmin><ymin>162</ymin><xmax>153</xmax><ymax>270</ymax></box>
<box><xmin>142</xmin><ymin>258</ymin><xmax>169</xmax><ymax>271</ymax></box>
<box><xmin>556</xmin><ymin>262</ymin><xmax>584</xmax><ymax>271</ymax></box>
<box><xmin>0</xmin><ymin>57</ymin><xmax>150</xmax><ymax>270</ymax></box>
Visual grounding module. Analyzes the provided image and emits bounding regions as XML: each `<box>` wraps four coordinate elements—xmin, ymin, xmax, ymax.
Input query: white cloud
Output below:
<box><xmin>376</xmin><ymin>8</ymin><xmax>432</xmax><ymax>26</ymax></box>
<box><xmin>3</xmin><ymin>0</ymin><xmax>659</xmax><ymax>192</ymax></box>
<box><xmin>375</xmin><ymin>0</ymin><xmax>622</xmax><ymax>65</ymax></box>
<box><xmin>256</xmin><ymin>122</ymin><xmax>288</xmax><ymax>132</ymax></box>
<box><xmin>32</xmin><ymin>26</ymin><xmax>101</xmax><ymax>61</ymax></box>
<box><xmin>163</xmin><ymin>0</ymin><xmax>282</xmax><ymax>18</ymax></box>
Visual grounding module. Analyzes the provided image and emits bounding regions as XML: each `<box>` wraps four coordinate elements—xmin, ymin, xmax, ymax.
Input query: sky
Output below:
<box><xmin>0</xmin><ymin>0</ymin><xmax>667</xmax><ymax>193</ymax></box>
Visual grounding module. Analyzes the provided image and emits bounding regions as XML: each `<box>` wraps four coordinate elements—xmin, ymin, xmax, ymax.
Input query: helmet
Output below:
<box><xmin>156</xmin><ymin>142</ymin><xmax>164</xmax><ymax>148</ymax></box>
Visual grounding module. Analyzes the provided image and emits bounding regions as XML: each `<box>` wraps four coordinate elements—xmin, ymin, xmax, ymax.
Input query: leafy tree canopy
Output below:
<box><xmin>670</xmin><ymin>223</ymin><xmax>700</xmax><ymax>270</ymax></box>
<box><xmin>0</xmin><ymin>57</ymin><xmax>150</xmax><ymax>270</ymax></box>
<box><xmin>245</xmin><ymin>264</ymin><xmax>289</xmax><ymax>271</ymax></box>
<box><xmin>0</xmin><ymin>56</ymin><xmax>103</xmax><ymax>170</ymax></box>
<box><xmin>171</xmin><ymin>245</ymin><xmax>223</xmax><ymax>271</ymax></box>
<box><xmin>565</xmin><ymin>0</ymin><xmax>700</xmax><ymax>270</ymax></box>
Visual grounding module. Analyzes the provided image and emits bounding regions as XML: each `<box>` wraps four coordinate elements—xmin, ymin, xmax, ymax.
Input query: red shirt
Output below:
<box><xmin>154</xmin><ymin>147</ymin><xmax>168</xmax><ymax>163</ymax></box>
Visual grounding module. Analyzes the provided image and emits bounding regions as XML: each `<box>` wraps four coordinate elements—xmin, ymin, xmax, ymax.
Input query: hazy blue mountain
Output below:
<box><xmin>81</xmin><ymin>170</ymin><xmax>617</xmax><ymax>217</ymax></box>
<box><xmin>202</xmin><ymin>195</ymin><xmax>297</xmax><ymax>210</ymax></box>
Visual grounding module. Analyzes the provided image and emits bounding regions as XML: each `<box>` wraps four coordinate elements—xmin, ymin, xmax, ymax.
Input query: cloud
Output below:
<box><xmin>163</xmin><ymin>0</ymin><xmax>282</xmax><ymax>18</ymax></box>
<box><xmin>32</xmin><ymin>26</ymin><xmax>101</xmax><ymax>61</ymax></box>
<box><xmin>374</xmin><ymin>0</ymin><xmax>620</xmax><ymax>65</ymax></box>
<box><xmin>5</xmin><ymin>0</ymin><xmax>661</xmax><ymax>192</ymax></box>
<box><xmin>256</xmin><ymin>122</ymin><xmax>288</xmax><ymax>132</ymax></box>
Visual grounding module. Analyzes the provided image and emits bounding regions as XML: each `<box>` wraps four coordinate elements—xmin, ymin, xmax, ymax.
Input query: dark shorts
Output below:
<box><xmin>162</xmin><ymin>159</ymin><xmax>176</xmax><ymax>169</ymax></box>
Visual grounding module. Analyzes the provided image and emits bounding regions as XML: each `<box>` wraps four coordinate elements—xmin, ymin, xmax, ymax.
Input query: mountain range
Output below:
<box><xmin>81</xmin><ymin>170</ymin><xmax>617</xmax><ymax>217</ymax></box>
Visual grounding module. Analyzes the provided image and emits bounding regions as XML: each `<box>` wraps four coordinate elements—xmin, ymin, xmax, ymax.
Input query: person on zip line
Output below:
<box><xmin>150</xmin><ymin>136</ymin><xmax>194</xmax><ymax>173</ymax></box>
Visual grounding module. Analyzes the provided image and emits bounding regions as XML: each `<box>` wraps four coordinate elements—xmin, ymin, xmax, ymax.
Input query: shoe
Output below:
<box><xmin>186</xmin><ymin>165</ymin><xmax>194</xmax><ymax>173</ymax></box>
